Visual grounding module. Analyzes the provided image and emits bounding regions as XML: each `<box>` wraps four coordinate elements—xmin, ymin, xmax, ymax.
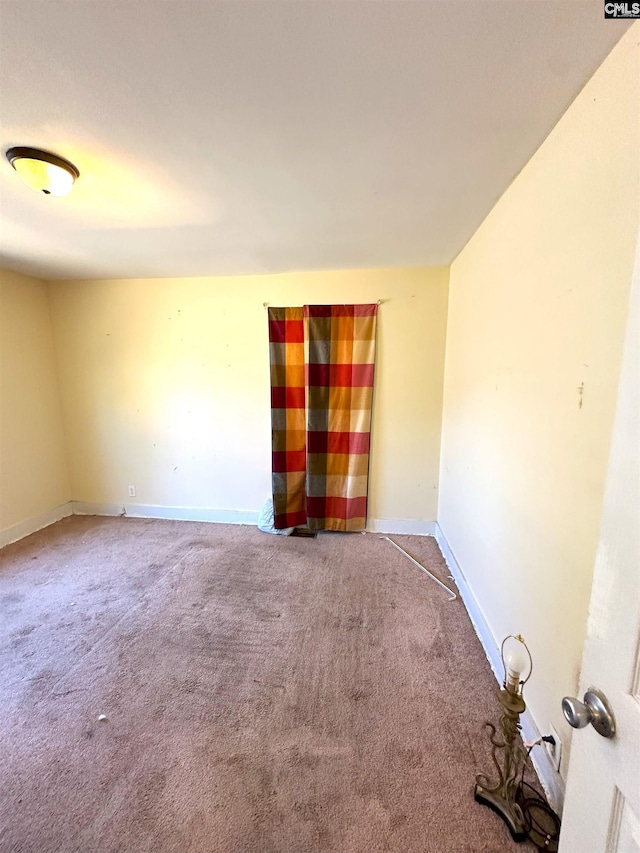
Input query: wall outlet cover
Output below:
<box><xmin>547</xmin><ymin>722</ymin><xmax>562</xmax><ymax>773</ymax></box>
<box><xmin>128</xmin><ymin>485</ymin><xmax>136</xmax><ymax>497</ymax></box>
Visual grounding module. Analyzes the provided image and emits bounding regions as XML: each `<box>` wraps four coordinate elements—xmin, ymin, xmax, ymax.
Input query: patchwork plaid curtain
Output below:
<box><xmin>268</xmin><ymin>304</ymin><xmax>378</xmax><ymax>532</ymax></box>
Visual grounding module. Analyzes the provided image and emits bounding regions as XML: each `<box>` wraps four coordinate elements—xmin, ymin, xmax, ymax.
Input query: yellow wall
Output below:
<box><xmin>48</xmin><ymin>267</ymin><xmax>449</xmax><ymax>526</ymax></box>
<box><xmin>0</xmin><ymin>269</ymin><xmax>71</xmax><ymax>535</ymax></box>
<box><xmin>439</xmin><ymin>26</ymin><xmax>639</xmax><ymax>773</ymax></box>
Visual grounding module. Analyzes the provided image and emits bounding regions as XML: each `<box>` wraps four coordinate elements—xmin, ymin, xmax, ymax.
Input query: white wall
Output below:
<box><xmin>438</xmin><ymin>25</ymin><xmax>639</xmax><ymax>776</ymax></box>
<box><xmin>48</xmin><ymin>267</ymin><xmax>449</xmax><ymax>528</ymax></box>
<box><xmin>0</xmin><ymin>269</ymin><xmax>71</xmax><ymax>540</ymax></box>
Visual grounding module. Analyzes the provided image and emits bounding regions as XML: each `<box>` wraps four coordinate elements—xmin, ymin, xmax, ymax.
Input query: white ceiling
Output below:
<box><xmin>0</xmin><ymin>1</ymin><xmax>630</xmax><ymax>281</ymax></box>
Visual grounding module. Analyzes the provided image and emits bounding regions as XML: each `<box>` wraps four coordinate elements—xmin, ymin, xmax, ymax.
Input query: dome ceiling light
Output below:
<box><xmin>5</xmin><ymin>146</ymin><xmax>79</xmax><ymax>196</ymax></box>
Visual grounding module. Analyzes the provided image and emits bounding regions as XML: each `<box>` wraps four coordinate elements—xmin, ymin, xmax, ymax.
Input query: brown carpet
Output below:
<box><xmin>0</xmin><ymin>516</ymin><xmax>534</xmax><ymax>853</ymax></box>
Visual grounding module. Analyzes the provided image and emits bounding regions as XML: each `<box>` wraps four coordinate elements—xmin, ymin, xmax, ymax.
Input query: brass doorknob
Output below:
<box><xmin>562</xmin><ymin>687</ymin><xmax>616</xmax><ymax>739</ymax></box>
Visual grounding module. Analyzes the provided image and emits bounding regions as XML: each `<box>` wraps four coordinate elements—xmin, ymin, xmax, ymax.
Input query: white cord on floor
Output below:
<box><xmin>381</xmin><ymin>536</ymin><xmax>457</xmax><ymax>601</ymax></box>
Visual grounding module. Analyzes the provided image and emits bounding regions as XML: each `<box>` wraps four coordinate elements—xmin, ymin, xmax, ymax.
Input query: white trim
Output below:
<box><xmin>71</xmin><ymin>501</ymin><xmax>259</xmax><ymax>525</ymax></box>
<box><xmin>366</xmin><ymin>518</ymin><xmax>436</xmax><ymax>536</ymax></box>
<box><xmin>434</xmin><ymin>522</ymin><xmax>565</xmax><ymax>816</ymax></box>
<box><xmin>72</xmin><ymin>505</ymin><xmax>434</xmax><ymax>534</ymax></box>
<box><xmin>434</xmin><ymin>523</ymin><xmax>501</xmax><ymax>670</ymax></box>
<box><xmin>0</xmin><ymin>501</ymin><xmax>72</xmax><ymax>549</ymax></box>
<box><xmin>0</xmin><ymin>501</ymin><xmax>438</xmax><ymax>537</ymax></box>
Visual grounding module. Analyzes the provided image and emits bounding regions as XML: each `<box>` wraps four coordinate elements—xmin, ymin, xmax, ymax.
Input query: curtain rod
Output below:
<box><xmin>263</xmin><ymin>300</ymin><xmax>384</xmax><ymax>308</ymax></box>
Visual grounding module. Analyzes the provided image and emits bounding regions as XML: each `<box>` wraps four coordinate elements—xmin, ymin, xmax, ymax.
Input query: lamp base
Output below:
<box><xmin>475</xmin><ymin>782</ymin><xmax>527</xmax><ymax>841</ymax></box>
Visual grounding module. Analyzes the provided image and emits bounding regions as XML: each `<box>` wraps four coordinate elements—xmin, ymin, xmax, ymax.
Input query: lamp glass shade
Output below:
<box><xmin>12</xmin><ymin>156</ymin><xmax>76</xmax><ymax>196</ymax></box>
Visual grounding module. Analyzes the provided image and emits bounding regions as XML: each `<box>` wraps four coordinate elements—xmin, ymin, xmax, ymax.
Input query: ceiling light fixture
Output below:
<box><xmin>5</xmin><ymin>146</ymin><xmax>79</xmax><ymax>196</ymax></box>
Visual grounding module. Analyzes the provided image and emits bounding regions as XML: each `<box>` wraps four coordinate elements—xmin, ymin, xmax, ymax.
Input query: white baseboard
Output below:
<box><xmin>434</xmin><ymin>523</ymin><xmax>565</xmax><ymax>816</ymax></box>
<box><xmin>367</xmin><ymin>518</ymin><xmax>436</xmax><ymax>535</ymax></box>
<box><xmin>0</xmin><ymin>501</ymin><xmax>73</xmax><ymax>549</ymax></box>
<box><xmin>71</xmin><ymin>501</ymin><xmax>259</xmax><ymax>525</ymax></box>
<box><xmin>1</xmin><ymin>502</ymin><xmax>437</xmax><ymax>541</ymax></box>
<box><xmin>73</xmin><ymin>506</ymin><xmax>432</xmax><ymax>534</ymax></box>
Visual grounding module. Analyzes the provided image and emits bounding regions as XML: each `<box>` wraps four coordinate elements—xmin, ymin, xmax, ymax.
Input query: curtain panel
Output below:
<box><xmin>268</xmin><ymin>304</ymin><xmax>378</xmax><ymax>532</ymax></box>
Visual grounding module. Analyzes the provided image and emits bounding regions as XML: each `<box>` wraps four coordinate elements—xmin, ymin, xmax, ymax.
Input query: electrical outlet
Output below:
<box><xmin>546</xmin><ymin>723</ymin><xmax>562</xmax><ymax>773</ymax></box>
<box><xmin>128</xmin><ymin>485</ymin><xmax>136</xmax><ymax>498</ymax></box>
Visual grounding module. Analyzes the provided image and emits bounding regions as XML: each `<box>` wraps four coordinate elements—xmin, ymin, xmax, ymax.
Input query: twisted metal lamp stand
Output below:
<box><xmin>474</xmin><ymin>687</ymin><xmax>528</xmax><ymax>840</ymax></box>
<box><xmin>475</xmin><ymin>634</ymin><xmax>532</xmax><ymax>841</ymax></box>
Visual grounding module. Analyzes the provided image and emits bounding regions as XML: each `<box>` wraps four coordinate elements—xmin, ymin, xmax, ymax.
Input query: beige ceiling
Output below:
<box><xmin>0</xmin><ymin>1</ymin><xmax>630</xmax><ymax>280</ymax></box>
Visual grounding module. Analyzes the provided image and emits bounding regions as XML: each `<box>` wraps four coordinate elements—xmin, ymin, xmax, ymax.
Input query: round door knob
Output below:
<box><xmin>562</xmin><ymin>687</ymin><xmax>616</xmax><ymax>739</ymax></box>
<box><xmin>562</xmin><ymin>696</ymin><xmax>591</xmax><ymax>729</ymax></box>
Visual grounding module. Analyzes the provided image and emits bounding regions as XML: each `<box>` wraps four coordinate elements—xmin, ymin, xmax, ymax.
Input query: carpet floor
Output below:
<box><xmin>0</xmin><ymin>516</ymin><xmax>535</xmax><ymax>853</ymax></box>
